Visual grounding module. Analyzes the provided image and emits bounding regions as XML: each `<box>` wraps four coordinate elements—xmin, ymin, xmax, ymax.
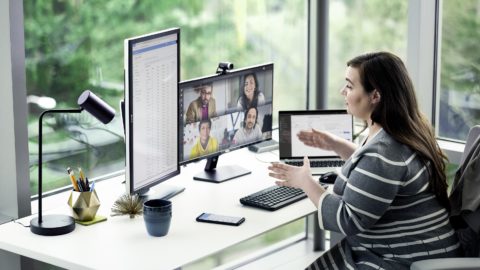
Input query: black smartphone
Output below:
<box><xmin>196</xmin><ymin>213</ymin><xmax>245</xmax><ymax>226</ymax></box>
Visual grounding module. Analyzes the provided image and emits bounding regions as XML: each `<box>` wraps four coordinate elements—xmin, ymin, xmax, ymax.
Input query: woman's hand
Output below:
<box><xmin>297</xmin><ymin>128</ymin><xmax>338</xmax><ymax>151</ymax></box>
<box><xmin>268</xmin><ymin>156</ymin><xmax>314</xmax><ymax>190</ymax></box>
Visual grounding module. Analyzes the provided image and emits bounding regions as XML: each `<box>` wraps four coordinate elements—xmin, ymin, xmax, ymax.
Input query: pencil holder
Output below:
<box><xmin>68</xmin><ymin>190</ymin><xmax>100</xmax><ymax>221</ymax></box>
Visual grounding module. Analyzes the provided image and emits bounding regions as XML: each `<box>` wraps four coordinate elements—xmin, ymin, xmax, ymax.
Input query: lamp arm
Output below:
<box><xmin>37</xmin><ymin>108</ymin><xmax>83</xmax><ymax>223</ymax></box>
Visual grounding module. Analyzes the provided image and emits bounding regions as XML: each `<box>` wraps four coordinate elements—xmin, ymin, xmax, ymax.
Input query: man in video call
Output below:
<box><xmin>233</xmin><ymin>106</ymin><xmax>262</xmax><ymax>145</ymax></box>
<box><xmin>186</xmin><ymin>83</ymin><xmax>217</xmax><ymax>124</ymax></box>
<box><xmin>190</xmin><ymin>118</ymin><xmax>219</xmax><ymax>159</ymax></box>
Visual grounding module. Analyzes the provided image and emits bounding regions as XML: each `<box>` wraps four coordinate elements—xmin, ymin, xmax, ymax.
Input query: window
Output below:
<box><xmin>437</xmin><ymin>0</ymin><xmax>480</xmax><ymax>141</ymax></box>
<box><xmin>23</xmin><ymin>2</ymin><xmax>308</xmax><ymax>268</ymax></box>
<box><xmin>327</xmin><ymin>0</ymin><xmax>408</xmax><ymax>108</ymax></box>
<box><xmin>24</xmin><ymin>0</ymin><xmax>308</xmax><ymax>195</ymax></box>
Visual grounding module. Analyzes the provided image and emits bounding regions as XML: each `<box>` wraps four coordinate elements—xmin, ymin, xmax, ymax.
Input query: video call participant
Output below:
<box><xmin>237</xmin><ymin>73</ymin><xmax>265</xmax><ymax>110</ymax></box>
<box><xmin>268</xmin><ymin>52</ymin><xmax>460</xmax><ymax>269</ymax></box>
<box><xmin>190</xmin><ymin>118</ymin><xmax>219</xmax><ymax>159</ymax></box>
<box><xmin>186</xmin><ymin>83</ymin><xmax>217</xmax><ymax>124</ymax></box>
<box><xmin>233</xmin><ymin>106</ymin><xmax>262</xmax><ymax>145</ymax></box>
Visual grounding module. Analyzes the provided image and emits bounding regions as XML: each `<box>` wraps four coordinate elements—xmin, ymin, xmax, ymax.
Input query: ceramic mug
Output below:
<box><xmin>143</xmin><ymin>199</ymin><xmax>172</xmax><ymax>237</ymax></box>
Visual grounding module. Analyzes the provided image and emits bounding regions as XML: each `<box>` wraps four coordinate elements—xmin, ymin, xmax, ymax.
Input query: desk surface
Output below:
<box><xmin>0</xmin><ymin>148</ymin><xmax>316</xmax><ymax>270</ymax></box>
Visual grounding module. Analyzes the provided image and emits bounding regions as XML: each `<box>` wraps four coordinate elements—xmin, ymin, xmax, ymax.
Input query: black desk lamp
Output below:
<box><xmin>30</xmin><ymin>90</ymin><xmax>116</xmax><ymax>236</ymax></box>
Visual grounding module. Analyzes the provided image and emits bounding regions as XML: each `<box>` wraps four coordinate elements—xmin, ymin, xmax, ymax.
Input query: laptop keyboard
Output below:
<box><xmin>285</xmin><ymin>160</ymin><xmax>344</xmax><ymax>168</ymax></box>
<box><xmin>240</xmin><ymin>185</ymin><xmax>307</xmax><ymax>211</ymax></box>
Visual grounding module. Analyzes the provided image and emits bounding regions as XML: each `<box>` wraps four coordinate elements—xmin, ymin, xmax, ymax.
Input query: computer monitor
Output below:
<box><xmin>179</xmin><ymin>63</ymin><xmax>274</xmax><ymax>183</ymax></box>
<box><xmin>124</xmin><ymin>28</ymin><xmax>184</xmax><ymax>199</ymax></box>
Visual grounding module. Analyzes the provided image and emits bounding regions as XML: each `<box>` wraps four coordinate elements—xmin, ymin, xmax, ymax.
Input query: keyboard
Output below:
<box><xmin>240</xmin><ymin>185</ymin><xmax>307</xmax><ymax>211</ymax></box>
<box><xmin>285</xmin><ymin>160</ymin><xmax>344</xmax><ymax>168</ymax></box>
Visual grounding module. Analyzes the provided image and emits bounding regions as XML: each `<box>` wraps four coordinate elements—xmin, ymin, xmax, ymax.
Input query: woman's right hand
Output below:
<box><xmin>297</xmin><ymin>128</ymin><xmax>339</xmax><ymax>151</ymax></box>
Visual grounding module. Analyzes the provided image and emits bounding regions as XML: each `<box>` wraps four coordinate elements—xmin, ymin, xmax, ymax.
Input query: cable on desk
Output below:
<box><xmin>254</xmin><ymin>151</ymin><xmax>279</xmax><ymax>163</ymax></box>
<box><xmin>13</xmin><ymin>219</ymin><xmax>30</xmax><ymax>228</ymax></box>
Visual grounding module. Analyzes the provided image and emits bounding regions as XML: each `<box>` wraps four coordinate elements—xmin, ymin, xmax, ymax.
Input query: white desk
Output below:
<box><xmin>0</xmin><ymin>148</ymin><xmax>316</xmax><ymax>270</ymax></box>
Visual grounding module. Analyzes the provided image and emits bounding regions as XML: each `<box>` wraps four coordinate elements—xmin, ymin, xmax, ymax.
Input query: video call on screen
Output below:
<box><xmin>179</xmin><ymin>67</ymin><xmax>273</xmax><ymax>163</ymax></box>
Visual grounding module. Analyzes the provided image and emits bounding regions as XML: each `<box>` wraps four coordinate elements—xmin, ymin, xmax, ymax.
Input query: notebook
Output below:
<box><xmin>278</xmin><ymin>110</ymin><xmax>353</xmax><ymax>175</ymax></box>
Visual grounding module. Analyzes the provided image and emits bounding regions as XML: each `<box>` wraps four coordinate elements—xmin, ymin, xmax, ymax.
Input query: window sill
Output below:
<box><xmin>438</xmin><ymin>139</ymin><xmax>465</xmax><ymax>165</ymax></box>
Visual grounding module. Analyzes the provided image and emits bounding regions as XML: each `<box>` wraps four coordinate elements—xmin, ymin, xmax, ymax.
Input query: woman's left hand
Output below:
<box><xmin>268</xmin><ymin>156</ymin><xmax>313</xmax><ymax>190</ymax></box>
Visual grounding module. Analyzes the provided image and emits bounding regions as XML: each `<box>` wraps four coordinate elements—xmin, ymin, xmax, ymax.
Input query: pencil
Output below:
<box><xmin>78</xmin><ymin>167</ymin><xmax>87</xmax><ymax>189</ymax></box>
<box><xmin>69</xmin><ymin>171</ymin><xmax>80</xmax><ymax>191</ymax></box>
<box><xmin>78</xmin><ymin>167</ymin><xmax>85</xmax><ymax>181</ymax></box>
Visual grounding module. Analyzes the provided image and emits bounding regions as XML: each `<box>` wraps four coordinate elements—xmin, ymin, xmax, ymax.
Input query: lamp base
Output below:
<box><xmin>30</xmin><ymin>214</ymin><xmax>75</xmax><ymax>236</ymax></box>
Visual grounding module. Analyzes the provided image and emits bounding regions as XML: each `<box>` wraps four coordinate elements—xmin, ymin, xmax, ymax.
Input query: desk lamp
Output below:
<box><xmin>30</xmin><ymin>90</ymin><xmax>116</xmax><ymax>236</ymax></box>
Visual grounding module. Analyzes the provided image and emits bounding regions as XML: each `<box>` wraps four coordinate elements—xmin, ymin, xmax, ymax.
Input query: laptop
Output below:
<box><xmin>278</xmin><ymin>110</ymin><xmax>353</xmax><ymax>175</ymax></box>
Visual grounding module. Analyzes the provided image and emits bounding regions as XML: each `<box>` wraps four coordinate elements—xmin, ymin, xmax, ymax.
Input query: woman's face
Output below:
<box><xmin>340</xmin><ymin>67</ymin><xmax>377</xmax><ymax>121</ymax></box>
<box><xmin>244</xmin><ymin>75</ymin><xmax>256</xmax><ymax>101</ymax></box>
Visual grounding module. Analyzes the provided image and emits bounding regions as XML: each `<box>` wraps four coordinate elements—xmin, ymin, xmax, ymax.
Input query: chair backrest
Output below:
<box><xmin>410</xmin><ymin>125</ymin><xmax>480</xmax><ymax>270</ymax></box>
<box><xmin>460</xmin><ymin>125</ymin><xmax>480</xmax><ymax>165</ymax></box>
<box><xmin>456</xmin><ymin>125</ymin><xmax>480</xmax><ymax>257</ymax></box>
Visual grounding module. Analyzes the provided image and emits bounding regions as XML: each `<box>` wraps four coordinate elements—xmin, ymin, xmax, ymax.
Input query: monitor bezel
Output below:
<box><xmin>124</xmin><ymin>28</ymin><xmax>181</xmax><ymax>195</ymax></box>
<box><xmin>178</xmin><ymin>62</ymin><xmax>274</xmax><ymax>165</ymax></box>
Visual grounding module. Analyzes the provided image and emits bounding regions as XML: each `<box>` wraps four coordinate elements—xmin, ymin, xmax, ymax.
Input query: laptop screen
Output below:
<box><xmin>278</xmin><ymin>110</ymin><xmax>353</xmax><ymax>159</ymax></box>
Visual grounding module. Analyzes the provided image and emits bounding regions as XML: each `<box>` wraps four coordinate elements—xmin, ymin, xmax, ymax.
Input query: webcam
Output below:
<box><xmin>216</xmin><ymin>62</ymin><xmax>234</xmax><ymax>75</ymax></box>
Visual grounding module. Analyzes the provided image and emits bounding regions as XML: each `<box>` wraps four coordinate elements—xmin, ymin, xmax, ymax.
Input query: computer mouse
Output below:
<box><xmin>319</xmin><ymin>172</ymin><xmax>337</xmax><ymax>184</ymax></box>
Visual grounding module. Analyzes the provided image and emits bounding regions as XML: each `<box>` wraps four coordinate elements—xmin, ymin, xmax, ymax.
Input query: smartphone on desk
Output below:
<box><xmin>196</xmin><ymin>213</ymin><xmax>245</xmax><ymax>226</ymax></box>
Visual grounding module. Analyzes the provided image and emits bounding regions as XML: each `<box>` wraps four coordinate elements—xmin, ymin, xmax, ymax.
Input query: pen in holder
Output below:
<box><xmin>68</xmin><ymin>190</ymin><xmax>100</xmax><ymax>222</ymax></box>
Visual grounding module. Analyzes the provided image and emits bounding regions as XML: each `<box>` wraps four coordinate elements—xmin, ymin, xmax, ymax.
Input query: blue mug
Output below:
<box><xmin>143</xmin><ymin>199</ymin><xmax>172</xmax><ymax>237</ymax></box>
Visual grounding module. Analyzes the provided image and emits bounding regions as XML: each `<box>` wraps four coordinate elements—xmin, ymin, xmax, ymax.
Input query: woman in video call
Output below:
<box><xmin>237</xmin><ymin>73</ymin><xmax>265</xmax><ymax>110</ymax></box>
<box><xmin>268</xmin><ymin>52</ymin><xmax>460</xmax><ymax>269</ymax></box>
<box><xmin>190</xmin><ymin>118</ymin><xmax>218</xmax><ymax>159</ymax></box>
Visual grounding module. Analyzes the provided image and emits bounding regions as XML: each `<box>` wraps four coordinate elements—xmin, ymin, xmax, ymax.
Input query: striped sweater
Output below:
<box><xmin>309</xmin><ymin>129</ymin><xmax>461</xmax><ymax>270</ymax></box>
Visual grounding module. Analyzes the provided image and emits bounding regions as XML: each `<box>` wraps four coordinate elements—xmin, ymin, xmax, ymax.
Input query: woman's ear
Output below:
<box><xmin>370</xmin><ymin>89</ymin><xmax>381</xmax><ymax>104</ymax></box>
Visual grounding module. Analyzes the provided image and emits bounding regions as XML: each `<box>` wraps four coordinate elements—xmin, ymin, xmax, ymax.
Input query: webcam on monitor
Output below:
<box><xmin>216</xmin><ymin>62</ymin><xmax>234</xmax><ymax>75</ymax></box>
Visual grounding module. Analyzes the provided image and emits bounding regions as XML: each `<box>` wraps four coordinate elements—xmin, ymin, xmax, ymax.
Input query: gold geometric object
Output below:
<box><xmin>67</xmin><ymin>190</ymin><xmax>100</xmax><ymax>221</ymax></box>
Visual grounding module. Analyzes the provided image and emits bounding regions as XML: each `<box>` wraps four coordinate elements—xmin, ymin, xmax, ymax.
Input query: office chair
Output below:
<box><xmin>410</xmin><ymin>125</ymin><xmax>480</xmax><ymax>270</ymax></box>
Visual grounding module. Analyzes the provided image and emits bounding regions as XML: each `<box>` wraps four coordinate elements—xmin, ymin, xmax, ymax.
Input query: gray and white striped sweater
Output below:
<box><xmin>310</xmin><ymin>129</ymin><xmax>461</xmax><ymax>270</ymax></box>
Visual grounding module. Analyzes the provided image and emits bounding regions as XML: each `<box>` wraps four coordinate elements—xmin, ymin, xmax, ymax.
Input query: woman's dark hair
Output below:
<box><xmin>347</xmin><ymin>52</ymin><xmax>450</xmax><ymax>211</ymax></box>
<box><xmin>238</xmin><ymin>73</ymin><xmax>260</xmax><ymax>110</ymax></box>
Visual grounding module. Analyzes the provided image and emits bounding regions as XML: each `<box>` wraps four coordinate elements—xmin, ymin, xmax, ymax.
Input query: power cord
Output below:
<box><xmin>12</xmin><ymin>218</ymin><xmax>30</xmax><ymax>228</ymax></box>
<box><xmin>254</xmin><ymin>151</ymin><xmax>279</xmax><ymax>163</ymax></box>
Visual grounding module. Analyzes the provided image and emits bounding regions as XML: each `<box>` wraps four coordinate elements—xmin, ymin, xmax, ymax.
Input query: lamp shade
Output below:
<box><xmin>78</xmin><ymin>90</ymin><xmax>116</xmax><ymax>124</ymax></box>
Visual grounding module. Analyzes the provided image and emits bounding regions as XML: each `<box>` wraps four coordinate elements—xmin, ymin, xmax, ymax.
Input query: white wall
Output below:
<box><xmin>0</xmin><ymin>0</ymin><xmax>30</xmax><ymax>268</ymax></box>
<box><xmin>0</xmin><ymin>0</ymin><xmax>30</xmax><ymax>219</ymax></box>
<box><xmin>0</xmin><ymin>0</ymin><xmax>18</xmax><ymax>217</ymax></box>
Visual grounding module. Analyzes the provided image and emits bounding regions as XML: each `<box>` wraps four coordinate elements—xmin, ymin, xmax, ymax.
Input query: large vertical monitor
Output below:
<box><xmin>179</xmin><ymin>63</ymin><xmax>274</xmax><ymax>183</ymax></box>
<box><xmin>124</xmin><ymin>28</ymin><xmax>183</xmax><ymax>199</ymax></box>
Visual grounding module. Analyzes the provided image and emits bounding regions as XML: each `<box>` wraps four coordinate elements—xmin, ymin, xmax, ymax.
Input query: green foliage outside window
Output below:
<box><xmin>438</xmin><ymin>0</ymin><xmax>480</xmax><ymax>140</ymax></box>
<box><xmin>23</xmin><ymin>1</ymin><xmax>307</xmax><ymax>268</ymax></box>
<box><xmin>24</xmin><ymin>0</ymin><xmax>307</xmax><ymax>195</ymax></box>
<box><xmin>327</xmin><ymin>0</ymin><xmax>408</xmax><ymax>109</ymax></box>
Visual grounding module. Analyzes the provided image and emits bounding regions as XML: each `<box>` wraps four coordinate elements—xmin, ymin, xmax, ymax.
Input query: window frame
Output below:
<box><xmin>8</xmin><ymin>0</ymin><xmax>466</xmax><ymax>210</ymax></box>
<box><xmin>407</xmin><ymin>0</ymin><xmax>464</xmax><ymax>164</ymax></box>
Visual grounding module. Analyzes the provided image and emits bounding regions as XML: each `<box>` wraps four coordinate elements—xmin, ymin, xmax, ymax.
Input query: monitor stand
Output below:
<box><xmin>140</xmin><ymin>184</ymin><xmax>185</xmax><ymax>201</ymax></box>
<box><xmin>193</xmin><ymin>155</ymin><xmax>251</xmax><ymax>183</ymax></box>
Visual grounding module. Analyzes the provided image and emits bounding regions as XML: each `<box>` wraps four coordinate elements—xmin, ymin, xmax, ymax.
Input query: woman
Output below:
<box><xmin>268</xmin><ymin>52</ymin><xmax>461</xmax><ymax>269</ymax></box>
<box><xmin>237</xmin><ymin>73</ymin><xmax>265</xmax><ymax>110</ymax></box>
